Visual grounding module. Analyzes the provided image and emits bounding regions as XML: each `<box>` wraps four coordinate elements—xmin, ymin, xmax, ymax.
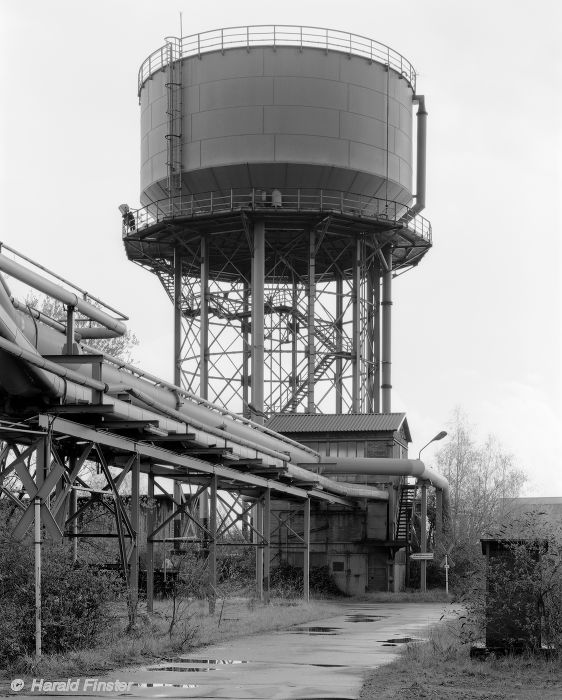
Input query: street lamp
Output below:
<box><xmin>418</xmin><ymin>430</ymin><xmax>447</xmax><ymax>460</ymax></box>
<box><xmin>415</xmin><ymin>430</ymin><xmax>447</xmax><ymax>593</ymax></box>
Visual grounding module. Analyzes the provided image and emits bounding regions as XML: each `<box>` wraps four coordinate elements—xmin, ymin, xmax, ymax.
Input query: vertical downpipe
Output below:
<box><xmin>381</xmin><ymin>248</ymin><xmax>393</xmax><ymax>412</ymax></box>
<box><xmin>252</xmin><ymin>221</ymin><xmax>265</xmax><ymax>422</ymax></box>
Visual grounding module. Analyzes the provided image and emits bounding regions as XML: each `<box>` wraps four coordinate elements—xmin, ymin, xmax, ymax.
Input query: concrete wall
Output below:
<box><xmin>140</xmin><ymin>46</ymin><xmax>414</xmax><ymax>205</ymax></box>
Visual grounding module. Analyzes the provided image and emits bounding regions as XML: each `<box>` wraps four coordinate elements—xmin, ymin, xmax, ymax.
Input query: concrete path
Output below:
<box><xmin>116</xmin><ymin>602</ymin><xmax>447</xmax><ymax>699</ymax></box>
<box><xmin>7</xmin><ymin>602</ymin><xmax>449</xmax><ymax>699</ymax></box>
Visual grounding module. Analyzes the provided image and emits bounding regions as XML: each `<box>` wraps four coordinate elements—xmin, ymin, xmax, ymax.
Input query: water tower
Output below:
<box><xmin>123</xmin><ymin>26</ymin><xmax>431</xmax><ymax>420</ymax></box>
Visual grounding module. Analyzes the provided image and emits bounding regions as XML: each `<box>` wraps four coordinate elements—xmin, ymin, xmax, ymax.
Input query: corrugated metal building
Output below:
<box><xmin>267</xmin><ymin>413</ymin><xmax>411</xmax><ymax>593</ymax></box>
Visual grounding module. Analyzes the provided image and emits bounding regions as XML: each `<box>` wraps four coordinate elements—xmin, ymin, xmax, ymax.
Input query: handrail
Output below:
<box><xmin>123</xmin><ymin>189</ymin><xmax>432</xmax><ymax>243</ymax></box>
<box><xmin>138</xmin><ymin>25</ymin><xmax>416</xmax><ymax>96</ymax></box>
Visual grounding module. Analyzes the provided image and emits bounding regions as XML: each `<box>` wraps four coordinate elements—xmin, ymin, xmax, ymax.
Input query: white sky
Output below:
<box><xmin>1</xmin><ymin>1</ymin><xmax>560</xmax><ymax>494</ymax></box>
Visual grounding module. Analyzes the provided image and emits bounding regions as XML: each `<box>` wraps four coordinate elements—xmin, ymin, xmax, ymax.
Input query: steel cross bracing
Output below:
<box><xmin>0</xmin><ymin>416</ymin><xmax>351</xmax><ymax>616</ymax></box>
<box><xmin>124</xmin><ymin>211</ymin><xmax>424</xmax><ymax>418</ymax></box>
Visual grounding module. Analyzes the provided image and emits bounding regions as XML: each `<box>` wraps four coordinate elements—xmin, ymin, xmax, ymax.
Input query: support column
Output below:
<box><xmin>351</xmin><ymin>237</ymin><xmax>361</xmax><ymax>412</ymax></box>
<box><xmin>34</xmin><ymin>495</ymin><xmax>41</xmax><ymax>657</ymax></box>
<box><xmin>208</xmin><ymin>475</ymin><xmax>218</xmax><ymax>614</ymax></box>
<box><xmin>146</xmin><ymin>471</ymin><xmax>155</xmax><ymax>613</ymax></box>
<box><xmin>173</xmin><ymin>249</ymin><xmax>182</xmax><ymax>387</ymax></box>
<box><xmin>307</xmin><ymin>230</ymin><xmax>316</xmax><ymax>413</ymax></box>
<box><xmin>291</xmin><ymin>280</ymin><xmax>299</xmax><ymax>411</ymax></box>
<box><xmin>335</xmin><ymin>277</ymin><xmax>343</xmax><ymax>413</ymax></box>
<box><xmin>381</xmin><ymin>247</ymin><xmax>393</xmax><ymax>412</ymax></box>
<box><xmin>263</xmin><ymin>488</ymin><xmax>271</xmax><ymax>605</ymax></box>
<box><xmin>303</xmin><ymin>498</ymin><xmax>310</xmax><ymax>602</ymax></box>
<box><xmin>255</xmin><ymin>499</ymin><xmax>263</xmax><ymax>601</ymax></box>
<box><xmin>173</xmin><ymin>481</ymin><xmax>182</xmax><ymax>542</ymax></box>
<box><xmin>200</xmin><ymin>236</ymin><xmax>209</xmax><ymax>399</ymax></box>
<box><xmin>199</xmin><ymin>489</ymin><xmax>209</xmax><ymax>550</ymax></box>
<box><xmin>34</xmin><ymin>436</ymin><xmax>48</xmax><ymax>657</ymax></box>
<box><xmin>66</xmin><ymin>306</ymin><xmax>75</xmax><ymax>355</ymax></box>
<box><xmin>129</xmin><ymin>454</ymin><xmax>140</xmax><ymax>625</ymax></box>
<box><xmin>67</xmin><ymin>454</ymin><xmax>78</xmax><ymax>562</ymax></box>
<box><xmin>242</xmin><ymin>281</ymin><xmax>250</xmax><ymax>418</ymax></box>
<box><xmin>420</xmin><ymin>481</ymin><xmax>428</xmax><ymax>593</ymax></box>
<box><xmin>435</xmin><ymin>489</ymin><xmax>443</xmax><ymax>549</ymax></box>
<box><xmin>251</xmin><ymin>220</ymin><xmax>265</xmax><ymax>422</ymax></box>
<box><xmin>373</xmin><ymin>262</ymin><xmax>381</xmax><ymax>413</ymax></box>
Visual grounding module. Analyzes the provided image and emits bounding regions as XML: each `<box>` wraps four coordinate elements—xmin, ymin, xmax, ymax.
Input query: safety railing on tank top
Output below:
<box><xmin>138</xmin><ymin>25</ymin><xmax>416</xmax><ymax>96</ymax></box>
<box><xmin>122</xmin><ymin>189</ymin><xmax>432</xmax><ymax>244</ymax></box>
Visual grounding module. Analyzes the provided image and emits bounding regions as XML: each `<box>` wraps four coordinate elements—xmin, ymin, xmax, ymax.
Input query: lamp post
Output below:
<box><xmin>418</xmin><ymin>430</ymin><xmax>447</xmax><ymax>460</ymax></box>
<box><xmin>417</xmin><ymin>430</ymin><xmax>447</xmax><ymax>592</ymax></box>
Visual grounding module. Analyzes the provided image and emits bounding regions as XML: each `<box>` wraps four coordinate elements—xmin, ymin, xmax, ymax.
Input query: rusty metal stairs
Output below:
<box><xmin>395</xmin><ymin>483</ymin><xmax>416</xmax><ymax>544</ymax></box>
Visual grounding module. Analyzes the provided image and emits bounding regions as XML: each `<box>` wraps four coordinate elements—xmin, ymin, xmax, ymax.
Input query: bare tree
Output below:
<box><xmin>25</xmin><ymin>293</ymin><xmax>138</xmax><ymax>363</ymax></box>
<box><xmin>434</xmin><ymin>408</ymin><xmax>527</xmax><ymax>573</ymax></box>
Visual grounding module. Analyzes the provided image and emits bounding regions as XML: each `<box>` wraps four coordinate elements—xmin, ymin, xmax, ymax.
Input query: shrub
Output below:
<box><xmin>459</xmin><ymin>512</ymin><xmax>562</xmax><ymax>652</ymax></box>
<box><xmin>0</xmin><ymin>532</ymin><xmax>119</xmax><ymax>666</ymax></box>
<box><xmin>269</xmin><ymin>563</ymin><xmax>344</xmax><ymax>598</ymax></box>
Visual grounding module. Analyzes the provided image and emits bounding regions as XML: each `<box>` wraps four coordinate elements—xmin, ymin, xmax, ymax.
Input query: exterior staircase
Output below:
<box><xmin>395</xmin><ymin>483</ymin><xmax>416</xmax><ymax>544</ymax></box>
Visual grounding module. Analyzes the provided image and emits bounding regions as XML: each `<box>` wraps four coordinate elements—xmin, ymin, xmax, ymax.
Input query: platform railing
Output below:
<box><xmin>138</xmin><ymin>25</ymin><xmax>416</xmax><ymax>96</ymax></box>
<box><xmin>122</xmin><ymin>189</ymin><xmax>432</xmax><ymax>243</ymax></box>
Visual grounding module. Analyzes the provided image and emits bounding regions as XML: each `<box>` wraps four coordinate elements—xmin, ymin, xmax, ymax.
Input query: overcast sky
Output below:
<box><xmin>1</xmin><ymin>1</ymin><xmax>560</xmax><ymax>494</ymax></box>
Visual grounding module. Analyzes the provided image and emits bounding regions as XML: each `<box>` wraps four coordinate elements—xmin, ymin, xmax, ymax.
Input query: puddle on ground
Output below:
<box><xmin>132</xmin><ymin>682</ymin><xmax>198</xmax><ymax>689</ymax></box>
<box><xmin>380</xmin><ymin>637</ymin><xmax>422</xmax><ymax>644</ymax></box>
<box><xmin>310</xmin><ymin>663</ymin><xmax>346</xmax><ymax>667</ymax></box>
<box><xmin>162</xmin><ymin>658</ymin><xmax>248</xmax><ymax>665</ymax></box>
<box><xmin>345</xmin><ymin>614</ymin><xmax>383</xmax><ymax>623</ymax></box>
<box><xmin>382</xmin><ymin>643</ymin><xmax>397</xmax><ymax>647</ymax></box>
<box><xmin>288</xmin><ymin>626</ymin><xmax>342</xmax><ymax>635</ymax></box>
<box><xmin>147</xmin><ymin>666</ymin><xmax>219</xmax><ymax>672</ymax></box>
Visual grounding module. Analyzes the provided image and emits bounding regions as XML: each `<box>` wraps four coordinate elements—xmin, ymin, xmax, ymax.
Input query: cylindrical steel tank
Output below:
<box><xmin>139</xmin><ymin>27</ymin><xmax>414</xmax><ymax>206</ymax></box>
<box><xmin>128</xmin><ymin>27</ymin><xmax>431</xmax><ymax>418</ymax></box>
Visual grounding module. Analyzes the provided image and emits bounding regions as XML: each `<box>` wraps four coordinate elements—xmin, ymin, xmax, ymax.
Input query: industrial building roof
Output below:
<box><xmin>267</xmin><ymin>413</ymin><xmax>410</xmax><ymax>440</ymax></box>
<box><xmin>485</xmin><ymin>497</ymin><xmax>562</xmax><ymax>541</ymax></box>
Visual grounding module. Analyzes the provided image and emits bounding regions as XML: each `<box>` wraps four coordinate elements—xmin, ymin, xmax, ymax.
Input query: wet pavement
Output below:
<box><xmin>8</xmin><ymin>602</ymin><xmax>450</xmax><ymax>699</ymax></box>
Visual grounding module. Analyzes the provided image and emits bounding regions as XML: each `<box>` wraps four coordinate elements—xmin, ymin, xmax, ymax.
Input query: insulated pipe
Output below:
<box><xmin>401</xmin><ymin>95</ymin><xmax>427</xmax><ymax>221</ymax></box>
<box><xmin>315</xmin><ymin>457</ymin><xmax>449</xmax><ymax>494</ymax></box>
<box><xmin>11</xmin><ymin>299</ymin><xmax>121</xmax><ymax>339</ymax></box>
<box><xmin>0</xmin><ymin>254</ymin><xmax>127</xmax><ymax>335</ymax></box>
<box><xmin>0</xmin><ymin>331</ymin><xmax>390</xmax><ymax>501</ymax></box>
<box><xmin>10</xmin><ymin>289</ymin><xmax>320</xmax><ymax>459</ymax></box>
<box><xmin>0</xmin><ymin>298</ymin><xmax>88</xmax><ymax>400</ymax></box>
<box><xmin>0</xmin><ymin>336</ymin><xmax>105</xmax><ymax>394</ymax></box>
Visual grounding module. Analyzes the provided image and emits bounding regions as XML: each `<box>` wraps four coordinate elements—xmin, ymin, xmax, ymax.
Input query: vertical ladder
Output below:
<box><xmin>165</xmin><ymin>37</ymin><xmax>183</xmax><ymax>211</ymax></box>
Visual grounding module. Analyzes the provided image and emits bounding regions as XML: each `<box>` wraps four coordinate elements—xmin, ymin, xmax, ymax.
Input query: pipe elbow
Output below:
<box><xmin>414</xmin><ymin>94</ymin><xmax>428</xmax><ymax>115</ymax></box>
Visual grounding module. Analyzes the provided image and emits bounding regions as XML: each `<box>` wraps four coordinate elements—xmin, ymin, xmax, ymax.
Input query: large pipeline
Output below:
<box><xmin>0</xmin><ymin>266</ymin><xmax>447</xmax><ymax>504</ymax></box>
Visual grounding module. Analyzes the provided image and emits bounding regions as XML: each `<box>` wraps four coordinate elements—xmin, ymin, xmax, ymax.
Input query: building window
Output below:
<box><xmin>332</xmin><ymin>561</ymin><xmax>345</xmax><ymax>572</ymax></box>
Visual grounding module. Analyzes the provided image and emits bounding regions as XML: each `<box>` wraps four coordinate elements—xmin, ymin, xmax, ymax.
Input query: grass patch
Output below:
<box><xmin>0</xmin><ymin>596</ymin><xmax>344</xmax><ymax>682</ymax></box>
<box><xmin>360</xmin><ymin>617</ymin><xmax>562</xmax><ymax>699</ymax></box>
<box><xmin>355</xmin><ymin>589</ymin><xmax>454</xmax><ymax>604</ymax></box>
